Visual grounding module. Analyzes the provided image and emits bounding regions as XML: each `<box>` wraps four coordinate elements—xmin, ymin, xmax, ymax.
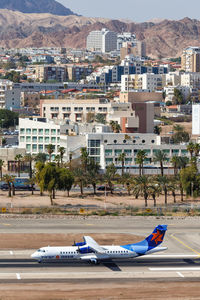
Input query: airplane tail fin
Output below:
<box><xmin>145</xmin><ymin>225</ymin><xmax>167</xmax><ymax>250</ymax></box>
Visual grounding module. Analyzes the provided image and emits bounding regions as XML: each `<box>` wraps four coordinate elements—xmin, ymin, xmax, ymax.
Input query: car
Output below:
<box><xmin>97</xmin><ymin>186</ymin><xmax>111</xmax><ymax>191</ymax></box>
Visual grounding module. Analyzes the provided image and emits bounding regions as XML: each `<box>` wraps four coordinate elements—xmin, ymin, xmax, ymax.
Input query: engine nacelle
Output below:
<box><xmin>77</xmin><ymin>246</ymin><xmax>93</xmax><ymax>254</ymax></box>
<box><xmin>90</xmin><ymin>258</ymin><xmax>98</xmax><ymax>265</ymax></box>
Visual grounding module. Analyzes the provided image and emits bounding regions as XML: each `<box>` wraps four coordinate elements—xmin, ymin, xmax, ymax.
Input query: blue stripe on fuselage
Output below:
<box><xmin>121</xmin><ymin>239</ymin><xmax>149</xmax><ymax>254</ymax></box>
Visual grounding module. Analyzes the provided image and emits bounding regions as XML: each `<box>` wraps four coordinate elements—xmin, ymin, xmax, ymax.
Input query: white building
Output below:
<box><xmin>181</xmin><ymin>73</ymin><xmax>200</xmax><ymax>89</ymax></box>
<box><xmin>121</xmin><ymin>74</ymin><xmax>163</xmax><ymax>92</ymax></box>
<box><xmin>117</xmin><ymin>32</ymin><xmax>136</xmax><ymax>50</ymax></box>
<box><xmin>164</xmin><ymin>85</ymin><xmax>191</xmax><ymax>103</ymax></box>
<box><xmin>0</xmin><ymin>80</ymin><xmax>21</xmax><ymax>109</ymax></box>
<box><xmin>86</xmin><ymin>29</ymin><xmax>117</xmax><ymax>53</ymax></box>
<box><xmin>192</xmin><ymin>104</ymin><xmax>200</xmax><ymax>135</ymax></box>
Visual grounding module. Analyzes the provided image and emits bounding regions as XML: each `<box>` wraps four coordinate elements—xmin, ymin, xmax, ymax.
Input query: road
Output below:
<box><xmin>0</xmin><ymin>216</ymin><xmax>200</xmax><ymax>283</ymax></box>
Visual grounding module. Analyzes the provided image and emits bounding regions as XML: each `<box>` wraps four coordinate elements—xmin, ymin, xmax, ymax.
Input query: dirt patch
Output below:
<box><xmin>0</xmin><ymin>233</ymin><xmax>144</xmax><ymax>249</ymax></box>
<box><xmin>0</xmin><ymin>281</ymin><xmax>200</xmax><ymax>299</ymax></box>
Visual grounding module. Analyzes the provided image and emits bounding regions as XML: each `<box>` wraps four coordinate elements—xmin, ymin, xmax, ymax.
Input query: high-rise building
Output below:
<box><xmin>181</xmin><ymin>47</ymin><xmax>200</xmax><ymax>72</ymax></box>
<box><xmin>86</xmin><ymin>28</ymin><xmax>117</xmax><ymax>53</ymax></box>
<box><xmin>35</xmin><ymin>65</ymin><xmax>67</xmax><ymax>83</ymax></box>
<box><xmin>117</xmin><ymin>32</ymin><xmax>136</xmax><ymax>50</ymax></box>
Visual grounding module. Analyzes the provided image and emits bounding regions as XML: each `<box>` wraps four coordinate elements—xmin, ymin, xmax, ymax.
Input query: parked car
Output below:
<box><xmin>97</xmin><ymin>186</ymin><xmax>111</xmax><ymax>191</ymax></box>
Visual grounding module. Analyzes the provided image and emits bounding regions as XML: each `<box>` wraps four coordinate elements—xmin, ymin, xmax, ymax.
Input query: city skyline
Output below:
<box><xmin>58</xmin><ymin>0</ymin><xmax>200</xmax><ymax>22</ymax></box>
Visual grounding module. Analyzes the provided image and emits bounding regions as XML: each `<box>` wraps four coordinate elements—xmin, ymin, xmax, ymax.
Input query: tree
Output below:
<box><xmin>148</xmin><ymin>180</ymin><xmax>161</xmax><ymax>207</ymax></box>
<box><xmin>80</xmin><ymin>147</ymin><xmax>89</xmax><ymax>172</ymax></box>
<box><xmin>194</xmin><ymin>143</ymin><xmax>200</xmax><ymax>158</ymax></box>
<box><xmin>136</xmin><ymin>150</ymin><xmax>147</xmax><ymax>176</ymax></box>
<box><xmin>104</xmin><ymin>163</ymin><xmax>117</xmax><ymax>194</ymax></box>
<box><xmin>40</xmin><ymin>163</ymin><xmax>58</xmax><ymax>205</ymax></box>
<box><xmin>154</xmin><ymin>126</ymin><xmax>162</xmax><ymax>135</ymax></box>
<box><xmin>28</xmin><ymin>175</ymin><xmax>36</xmax><ymax>196</ymax></box>
<box><xmin>171</xmin><ymin>155</ymin><xmax>179</xmax><ymax>176</ymax></box>
<box><xmin>0</xmin><ymin>159</ymin><xmax>4</xmax><ymax>181</ymax></box>
<box><xmin>187</xmin><ymin>142</ymin><xmax>195</xmax><ymax>159</ymax></box>
<box><xmin>58</xmin><ymin>147</ymin><xmax>65</xmax><ymax>166</ymax></box>
<box><xmin>156</xmin><ymin>175</ymin><xmax>169</xmax><ymax>205</ymax></box>
<box><xmin>57</xmin><ymin>168</ymin><xmax>74</xmax><ymax>197</ymax></box>
<box><xmin>54</xmin><ymin>155</ymin><xmax>61</xmax><ymax>167</ymax></box>
<box><xmin>24</xmin><ymin>153</ymin><xmax>35</xmax><ymax>179</ymax></box>
<box><xmin>1</xmin><ymin>137</ymin><xmax>6</xmax><ymax>147</ymax></box>
<box><xmin>46</xmin><ymin>144</ymin><xmax>54</xmax><ymax>162</ymax></box>
<box><xmin>3</xmin><ymin>175</ymin><xmax>15</xmax><ymax>197</ymax></box>
<box><xmin>73</xmin><ymin>168</ymin><xmax>87</xmax><ymax>196</ymax></box>
<box><xmin>153</xmin><ymin>150</ymin><xmax>167</xmax><ymax>176</ymax></box>
<box><xmin>35</xmin><ymin>153</ymin><xmax>47</xmax><ymax>163</ymax></box>
<box><xmin>110</xmin><ymin>121</ymin><xmax>121</xmax><ymax>133</ymax></box>
<box><xmin>180</xmin><ymin>164</ymin><xmax>200</xmax><ymax>198</ymax></box>
<box><xmin>172</xmin><ymin>88</ymin><xmax>184</xmax><ymax>104</ymax></box>
<box><xmin>95</xmin><ymin>114</ymin><xmax>106</xmax><ymax>124</ymax></box>
<box><xmin>120</xmin><ymin>173</ymin><xmax>133</xmax><ymax>196</ymax></box>
<box><xmin>172</xmin><ymin>125</ymin><xmax>190</xmax><ymax>144</ymax></box>
<box><xmin>134</xmin><ymin>176</ymin><xmax>150</xmax><ymax>207</ymax></box>
<box><xmin>87</xmin><ymin>160</ymin><xmax>101</xmax><ymax>195</ymax></box>
<box><xmin>0</xmin><ymin>109</ymin><xmax>18</xmax><ymax>128</ymax></box>
<box><xmin>118</xmin><ymin>152</ymin><xmax>126</xmax><ymax>176</ymax></box>
<box><xmin>35</xmin><ymin>161</ymin><xmax>45</xmax><ymax>196</ymax></box>
<box><xmin>15</xmin><ymin>154</ymin><xmax>23</xmax><ymax>177</ymax></box>
<box><xmin>168</xmin><ymin>176</ymin><xmax>179</xmax><ymax>203</ymax></box>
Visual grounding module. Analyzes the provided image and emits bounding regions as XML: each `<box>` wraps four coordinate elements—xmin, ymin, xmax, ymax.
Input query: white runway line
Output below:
<box><xmin>149</xmin><ymin>267</ymin><xmax>200</xmax><ymax>271</ymax></box>
<box><xmin>177</xmin><ymin>272</ymin><xmax>184</xmax><ymax>278</ymax></box>
<box><xmin>10</xmin><ymin>251</ymin><xmax>13</xmax><ymax>255</ymax></box>
<box><xmin>142</xmin><ymin>254</ymin><xmax>199</xmax><ymax>258</ymax></box>
<box><xmin>16</xmin><ymin>273</ymin><xmax>21</xmax><ymax>280</ymax></box>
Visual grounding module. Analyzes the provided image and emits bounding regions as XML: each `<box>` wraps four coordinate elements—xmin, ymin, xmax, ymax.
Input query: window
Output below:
<box><xmin>142</xmin><ymin>140</ymin><xmax>145</xmax><ymax>144</ymax></box>
<box><xmin>151</xmin><ymin>140</ymin><xmax>155</xmax><ymax>144</ymax></box>
<box><xmin>26</xmin><ymin>144</ymin><xmax>31</xmax><ymax>151</ymax></box>
<box><xmin>115</xmin><ymin>149</ymin><xmax>122</xmax><ymax>156</ymax></box>
<box><xmin>105</xmin><ymin>149</ymin><xmax>112</xmax><ymax>156</ymax></box>
<box><xmin>32</xmin><ymin>136</ymin><xmax>37</xmax><ymax>142</ymax></box>
<box><xmin>32</xmin><ymin>129</ymin><xmax>37</xmax><ymax>135</ymax></box>
<box><xmin>26</xmin><ymin>136</ymin><xmax>31</xmax><ymax>142</ymax></box>
<box><xmin>20</xmin><ymin>136</ymin><xmax>25</xmax><ymax>142</ymax></box>
<box><xmin>32</xmin><ymin>144</ymin><xmax>37</xmax><ymax>151</ymax></box>
<box><xmin>20</xmin><ymin>128</ymin><xmax>25</xmax><ymax>134</ymax></box>
<box><xmin>26</xmin><ymin>128</ymin><xmax>31</xmax><ymax>134</ymax></box>
<box><xmin>51</xmin><ymin>137</ymin><xmax>56</xmax><ymax>143</ymax></box>
<box><xmin>57</xmin><ymin>137</ymin><xmax>60</xmax><ymax>143</ymax></box>
<box><xmin>88</xmin><ymin>140</ymin><xmax>100</xmax><ymax>147</ymax></box>
<box><xmin>38</xmin><ymin>129</ymin><xmax>43</xmax><ymax>135</ymax></box>
<box><xmin>45</xmin><ymin>137</ymin><xmax>50</xmax><ymax>143</ymax></box>
<box><xmin>45</xmin><ymin>129</ymin><xmax>49</xmax><ymax>135</ymax></box>
<box><xmin>38</xmin><ymin>137</ymin><xmax>43</xmax><ymax>143</ymax></box>
<box><xmin>114</xmin><ymin>140</ymin><xmax>117</xmax><ymax>144</ymax></box>
<box><xmin>124</xmin><ymin>149</ymin><xmax>132</xmax><ymax>155</ymax></box>
<box><xmin>123</xmin><ymin>140</ymin><xmax>127</xmax><ymax>144</ymax></box>
<box><xmin>51</xmin><ymin>129</ymin><xmax>56</xmax><ymax>135</ymax></box>
<box><xmin>39</xmin><ymin>145</ymin><xmax>43</xmax><ymax>152</ymax></box>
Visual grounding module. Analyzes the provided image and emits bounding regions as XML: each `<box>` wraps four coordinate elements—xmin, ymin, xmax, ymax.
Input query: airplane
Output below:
<box><xmin>31</xmin><ymin>225</ymin><xmax>168</xmax><ymax>265</ymax></box>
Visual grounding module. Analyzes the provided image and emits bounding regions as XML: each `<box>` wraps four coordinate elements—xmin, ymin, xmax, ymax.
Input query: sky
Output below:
<box><xmin>58</xmin><ymin>0</ymin><xmax>200</xmax><ymax>22</ymax></box>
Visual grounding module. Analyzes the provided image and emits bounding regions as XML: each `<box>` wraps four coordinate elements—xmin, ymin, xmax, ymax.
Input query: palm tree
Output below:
<box><xmin>169</xmin><ymin>176</ymin><xmax>179</xmax><ymax>203</ymax></box>
<box><xmin>136</xmin><ymin>150</ymin><xmax>147</xmax><ymax>176</ymax></box>
<box><xmin>156</xmin><ymin>175</ymin><xmax>169</xmax><ymax>206</ymax></box>
<box><xmin>87</xmin><ymin>160</ymin><xmax>101</xmax><ymax>195</ymax></box>
<box><xmin>73</xmin><ymin>168</ymin><xmax>87</xmax><ymax>196</ymax></box>
<box><xmin>148</xmin><ymin>180</ymin><xmax>161</xmax><ymax>207</ymax></box>
<box><xmin>46</xmin><ymin>144</ymin><xmax>54</xmax><ymax>162</ymax></box>
<box><xmin>154</xmin><ymin>126</ymin><xmax>162</xmax><ymax>135</ymax></box>
<box><xmin>15</xmin><ymin>154</ymin><xmax>23</xmax><ymax>177</ymax></box>
<box><xmin>194</xmin><ymin>143</ymin><xmax>200</xmax><ymax>158</ymax></box>
<box><xmin>24</xmin><ymin>153</ymin><xmax>35</xmax><ymax>179</ymax></box>
<box><xmin>104</xmin><ymin>163</ymin><xmax>117</xmax><ymax>194</ymax></box>
<box><xmin>3</xmin><ymin>175</ymin><xmax>15</xmax><ymax>197</ymax></box>
<box><xmin>153</xmin><ymin>150</ymin><xmax>167</xmax><ymax>177</ymax></box>
<box><xmin>120</xmin><ymin>173</ymin><xmax>133</xmax><ymax>196</ymax></box>
<box><xmin>58</xmin><ymin>147</ymin><xmax>65</xmax><ymax>166</ymax></box>
<box><xmin>109</xmin><ymin>121</ymin><xmax>121</xmax><ymax>133</ymax></box>
<box><xmin>35</xmin><ymin>153</ymin><xmax>47</xmax><ymax>163</ymax></box>
<box><xmin>80</xmin><ymin>147</ymin><xmax>89</xmax><ymax>172</ymax></box>
<box><xmin>54</xmin><ymin>155</ymin><xmax>61</xmax><ymax>167</ymax></box>
<box><xmin>35</xmin><ymin>161</ymin><xmax>45</xmax><ymax>196</ymax></box>
<box><xmin>118</xmin><ymin>152</ymin><xmax>126</xmax><ymax>176</ymax></box>
<box><xmin>1</xmin><ymin>137</ymin><xmax>6</xmax><ymax>148</ymax></box>
<box><xmin>0</xmin><ymin>159</ymin><xmax>4</xmax><ymax>181</ymax></box>
<box><xmin>134</xmin><ymin>176</ymin><xmax>150</xmax><ymax>207</ymax></box>
<box><xmin>187</xmin><ymin>142</ymin><xmax>194</xmax><ymax>159</ymax></box>
<box><xmin>171</xmin><ymin>155</ymin><xmax>179</xmax><ymax>176</ymax></box>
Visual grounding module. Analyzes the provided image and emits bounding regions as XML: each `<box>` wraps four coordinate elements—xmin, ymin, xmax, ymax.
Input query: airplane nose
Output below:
<box><xmin>31</xmin><ymin>252</ymin><xmax>38</xmax><ymax>259</ymax></box>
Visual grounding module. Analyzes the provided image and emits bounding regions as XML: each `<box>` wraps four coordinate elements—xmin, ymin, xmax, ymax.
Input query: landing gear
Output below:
<box><xmin>90</xmin><ymin>259</ymin><xmax>100</xmax><ymax>265</ymax></box>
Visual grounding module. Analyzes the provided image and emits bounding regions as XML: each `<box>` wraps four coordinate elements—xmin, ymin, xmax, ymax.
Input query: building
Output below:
<box><xmin>86</xmin><ymin>29</ymin><xmax>117</xmax><ymax>53</ymax></box>
<box><xmin>86</xmin><ymin>132</ymin><xmax>190</xmax><ymax>173</ymax></box>
<box><xmin>66</xmin><ymin>65</ymin><xmax>93</xmax><ymax>81</ymax></box>
<box><xmin>192</xmin><ymin>104</ymin><xmax>200</xmax><ymax>135</ymax></box>
<box><xmin>0</xmin><ymin>80</ymin><xmax>21</xmax><ymax>109</ymax></box>
<box><xmin>181</xmin><ymin>72</ymin><xmax>200</xmax><ymax>89</ymax></box>
<box><xmin>131</xmin><ymin>103</ymin><xmax>154</xmax><ymax>133</ymax></box>
<box><xmin>120</xmin><ymin>91</ymin><xmax>164</xmax><ymax>103</ymax></box>
<box><xmin>35</xmin><ymin>65</ymin><xmax>67</xmax><ymax>83</ymax></box>
<box><xmin>117</xmin><ymin>32</ymin><xmax>136</xmax><ymax>50</ymax></box>
<box><xmin>181</xmin><ymin>47</ymin><xmax>200</xmax><ymax>72</ymax></box>
<box><xmin>121</xmin><ymin>74</ymin><xmax>163</xmax><ymax>92</ymax></box>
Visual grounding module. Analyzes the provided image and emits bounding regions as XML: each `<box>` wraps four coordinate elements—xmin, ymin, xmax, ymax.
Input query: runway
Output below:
<box><xmin>1</xmin><ymin>216</ymin><xmax>200</xmax><ymax>283</ymax></box>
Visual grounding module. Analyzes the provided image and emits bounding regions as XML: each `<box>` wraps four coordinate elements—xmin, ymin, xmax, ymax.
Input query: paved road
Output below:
<box><xmin>0</xmin><ymin>216</ymin><xmax>200</xmax><ymax>282</ymax></box>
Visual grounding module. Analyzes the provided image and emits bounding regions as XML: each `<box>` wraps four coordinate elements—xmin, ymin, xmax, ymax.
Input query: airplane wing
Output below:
<box><xmin>83</xmin><ymin>236</ymin><xmax>105</xmax><ymax>254</ymax></box>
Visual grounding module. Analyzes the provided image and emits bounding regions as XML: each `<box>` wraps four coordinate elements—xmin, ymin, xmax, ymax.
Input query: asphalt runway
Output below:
<box><xmin>1</xmin><ymin>216</ymin><xmax>200</xmax><ymax>282</ymax></box>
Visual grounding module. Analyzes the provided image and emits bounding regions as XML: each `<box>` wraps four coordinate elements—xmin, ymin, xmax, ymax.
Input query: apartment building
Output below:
<box><xmin>86</xmin><ymin>29</ymin><xmax>117</xmax><ymax>53</ymax></box>
<box><xmin>121</xmin><ymin>74</ymin><xmax>163</xmax><ymax>92</ymax></box>
<box><xmin>35</xmin><ymin>65</ymin><xmax>67</xmax><ymax>83</ymax></box>
<box><xmin>192</xmin><ymin>104</ymin><xmax>200</xmax><ymax>135</ymax></box>
<box><xmin>86</xmin><ymin>133</ymin><xmax>190</xmax><ymax>172</ymax></box>
<box><xmin>181</xmin><ymin>73</ymin><xmax>200</xmax><ymax>89</ymax></box>
<box><xmin>66</xmin><ymin>65</ymin><xmax>93</xmax><ymax>81</ymax></box>
<box><xmin>181</xmin><ymin>47</ymin><xmax>200</xmax><ymax>72</ymax></box>
<box><xmin>0</xmin><ymin>80</ymin><xmax>21</xmax><ymax>109</ymax></box>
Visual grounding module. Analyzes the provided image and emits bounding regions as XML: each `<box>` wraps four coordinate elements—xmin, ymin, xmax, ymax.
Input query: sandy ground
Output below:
<box><xmin>160</xmin><ymin>121</ymin><xmax>192</xmax><ymax>136</ymax></box>
<box><xmin>0</xmin><ymin>233</ymin><xmax>143</xmax><ymax>249</ymax></box>
<box><xmin>0</xmin><ymin>189</ymin><xmax>196</xmax><ymax>209</ymax></box>
<box><xmin>0</xmin><ymin>281</ymin><xmax>200</xmax><ymax>299</ymax></box>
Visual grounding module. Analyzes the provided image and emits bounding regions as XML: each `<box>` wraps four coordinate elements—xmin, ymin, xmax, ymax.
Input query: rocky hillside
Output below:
<box><xmin>0</xmin><ymin>10</ymin><xmax>200</xmax><ymax>58</ymax></box>
<box><xmin>0</xmin><ymin>0</ymin><xmax>75</xmax><ymax>16</ymax></box>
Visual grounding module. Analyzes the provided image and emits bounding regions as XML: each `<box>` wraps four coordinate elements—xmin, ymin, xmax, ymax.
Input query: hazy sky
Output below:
<box><xmin>58</xmin><ymin>0</ymin><xmax>200</xmax><ymax>22</ymax></box>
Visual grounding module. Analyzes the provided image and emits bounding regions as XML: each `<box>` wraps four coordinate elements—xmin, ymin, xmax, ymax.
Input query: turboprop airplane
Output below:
<box><xmin>31</xmin><ymin>225</ymin><xmax>167</xmax><ymax>265</ymax></box>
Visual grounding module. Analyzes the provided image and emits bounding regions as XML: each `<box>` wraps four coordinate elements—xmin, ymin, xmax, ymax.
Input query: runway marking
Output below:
<box><xmin>9</xmin><ymin>251</ymin><xmax>13</xmax><ymax>255</ymax></box>
<box><xmin>170</xmin><ymin>234</ymin><xmax>200</xmax><ymax>256</ymax></box>
<box><xmin>177</xmin><ymin>272</ymin><xmax>184</xmax><ymax>278</ymax></box>
<box><xmin>142</xmin><ymin>254</ymin><xmax>198</xmax><ymax>258</ymax></box>
<box><xmin>149</xmin><ymin>267</ymin><xmax>200</xmax><ymax>271</ymax></box>
<box><xmin>16</xmin><ymin>273</ymin><xmax>21</xmax><ymax>280</ymax></box>
<box><xmin>2</xmin><ymin>224</ymin><xmax>11</xmax><ymax>226</ymax></box>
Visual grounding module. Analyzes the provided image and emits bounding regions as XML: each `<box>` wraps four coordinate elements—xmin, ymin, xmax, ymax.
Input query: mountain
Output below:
<box><xmin>0</xmin><ymin>0</ymin><xmax>75</xmax><ymax>16</ymax></box>
<box><xmin>0</xmin><ymin>10</ymin><xmax>199</xmax><ymax>58</ymax></box>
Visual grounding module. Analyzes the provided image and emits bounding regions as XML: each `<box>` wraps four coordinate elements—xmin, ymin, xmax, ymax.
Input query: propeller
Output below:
<box><xmin>72</xmin><ymin>240</ymin><xmax>76</xmax><ymax>247</ymax></box>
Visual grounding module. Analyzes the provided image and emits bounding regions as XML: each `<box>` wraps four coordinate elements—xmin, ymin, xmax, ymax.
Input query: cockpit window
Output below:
<box><xmin>37</xmin><ymin>249</ymin><xmax>45</xmax><ymax>253</ymax></box>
